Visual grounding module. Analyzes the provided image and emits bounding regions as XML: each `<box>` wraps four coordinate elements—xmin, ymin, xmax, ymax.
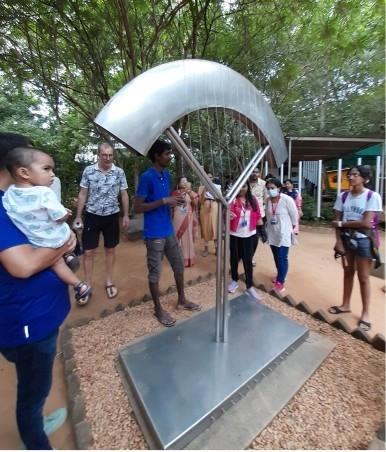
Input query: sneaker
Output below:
<box><xmin>274</xmin><ymin>281</ymin><xmax>285</xmax><ymax>293</ymax></box>
<box><xmin>43</xmin><ymin>407</ymin><xmax>68</xmax><ymax>436</ymax></box>
<box><xmin>271</xmin><ymin>276</ymin><xmax>277</xmax><ymax>284</ymax></box>
<box><xmin>246</xmin><ymin>286</ymin><xmax>262</xmax><ymax>301</ymax></box>
<box><xmin>228</xmin><ymin>280</ymin><xmax>239</xmax><ymax>293</ymax></box>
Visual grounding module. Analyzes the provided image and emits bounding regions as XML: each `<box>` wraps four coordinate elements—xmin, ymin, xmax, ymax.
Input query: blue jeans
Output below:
<box><xmin>270</xmin><ymin>245</ymin><xmax>289</xmax><ymax>284</ymax></box>
<box><xmin>0</xmin><ymin>330</ymin><xmax>58</xmax><ymax>450</ymax></box>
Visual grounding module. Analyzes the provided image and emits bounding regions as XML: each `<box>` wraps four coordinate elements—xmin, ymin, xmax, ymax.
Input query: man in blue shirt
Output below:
<box><xmin>0</xmin><ymin>132</ymin><xmax>76</xmax><ymax>449</ymax></box>
<box><xmin>134</xmin><ymin>139</ymin><xmax>200</xmax><ymax>327</ymax></box>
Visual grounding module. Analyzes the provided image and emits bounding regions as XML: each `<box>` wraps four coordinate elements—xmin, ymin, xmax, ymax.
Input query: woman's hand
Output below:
<box><xmin>333</xmin><ymin>241</ymin><xmax>345</xmax><ymax>255</ymax></box>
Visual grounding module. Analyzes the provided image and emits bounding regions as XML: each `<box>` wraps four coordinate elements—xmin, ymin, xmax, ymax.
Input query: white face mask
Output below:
<box><xmin>268</xmin><ymin>188</ymin><xmax>279</xmax><ymax>197</ymax></box>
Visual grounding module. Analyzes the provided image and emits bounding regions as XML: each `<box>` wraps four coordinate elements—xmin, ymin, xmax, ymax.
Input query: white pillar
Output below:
<box><xmin>357</xmin><ymin>157</ymin><xmax>362</xmax><ymax>165</ymax></box>
<box><xmin>288</xmin><ymin>138</ymin><xmax>292</xmax><ymax>179</ymax></box>
<box><xmin>337</xmin><ymin>158</ymin><xmax>342</xmax><ymax>196</ymax></box>
<box><xmin>298</xmin><ymin>161</ymin><xmax>303</xmax><ymax>193</ymax></box>
<box><xmin>264</xmin><ymin>160</ymin><xmax>268</xmax><ymax>177</ymax></box>
<box><xmin>317</xmin><ymin>160</ymin><xmax>322</xmax><ymax>218</ymax></box>
<box><xmin>280</xmin><ymin>164</ymin><xmax>284</xmax><ymax>183</ymax></box>
<box><xmin>375</xmin><ymin>155</ymin><xmax>381</xmax><ymax>193</ymax></box>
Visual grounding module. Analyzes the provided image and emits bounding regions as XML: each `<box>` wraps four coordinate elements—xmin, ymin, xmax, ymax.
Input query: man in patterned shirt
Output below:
<box><xmin>73</xmin><ymin>143</ymin><xmax>129</xmax><ymax>304</ymax></box>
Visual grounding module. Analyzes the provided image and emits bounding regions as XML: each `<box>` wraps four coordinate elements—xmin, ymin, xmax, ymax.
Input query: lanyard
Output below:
<box><xmin>271</xmin><ymin>196</ymin><xmax>280</xmax><ymax>216</ymax></box>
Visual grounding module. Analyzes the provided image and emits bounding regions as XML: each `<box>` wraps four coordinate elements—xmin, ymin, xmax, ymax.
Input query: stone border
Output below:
<box><xmin>61</xmin><ymin>271</ymin><xmax>384</xmax><ymax>450</ymax></box>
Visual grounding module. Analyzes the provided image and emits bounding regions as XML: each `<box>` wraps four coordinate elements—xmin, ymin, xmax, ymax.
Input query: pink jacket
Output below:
<box><xmin>230</xmin><ymin>196</ymin><xmax>261</xmax><ymax>232</ymax></box>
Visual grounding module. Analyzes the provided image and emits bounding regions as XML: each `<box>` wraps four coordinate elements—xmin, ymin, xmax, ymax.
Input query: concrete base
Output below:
<box><xmin>186</xmin><ymin>331</ymin><xmax>335</xmax><ymax>450</ymax></box>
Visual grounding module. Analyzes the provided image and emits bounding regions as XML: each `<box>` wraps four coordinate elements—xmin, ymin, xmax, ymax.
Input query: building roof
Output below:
<box><xmin>286</xmin><ymin>136</ymin><xmax>384</xmax><ymax>163</ymax></box>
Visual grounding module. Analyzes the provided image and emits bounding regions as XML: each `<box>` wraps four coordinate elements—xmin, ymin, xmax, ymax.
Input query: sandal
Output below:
<box><xmin>358</xmin><ymin>320</ymin><xmax>371</xmax><ymax>332</ymax></box>
<box><xmin>328</xmin><ymin>306</ymin><xmax>351</xmax><ymax>315</ymax></box>
<box><xmin>334</xmin><ymin>251</ymin><xmax>346</xmax><ymax>260</ymax></box>
<box><xmin>105</xmin><ymin>284</ymin><xmax>118</xmax><ymax>299</ymax></box>
<box><xmin>154</xmin><ymin>312</ymin><xmax>176</xmax><ymax>327</ymax></box>
<box><xmin>178</xmin><ymin>301</ymin><xmax>201</xmax><ymax>311</ymax></box>
<box><xmin>64</xmin><ymin>253</ymin><xmax>80</xmax><ymax>272</ymax></box>
<box><xmin>74</xmin><ymin>281</ymin><xmax>92</xmax><ymax>306</ymax></box>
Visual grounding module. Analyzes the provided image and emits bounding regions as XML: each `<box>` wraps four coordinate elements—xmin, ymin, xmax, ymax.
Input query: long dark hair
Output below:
<box><xmin>237</xmin><ymin>181</ymin><xmax>258</xmax><ymax>211</ymax></box>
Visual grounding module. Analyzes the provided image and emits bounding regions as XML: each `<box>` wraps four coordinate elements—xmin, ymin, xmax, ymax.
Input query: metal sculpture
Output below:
<box><xmin>95</xmin><ymin>59</ymin><xmax>288</xmax><ymax>342</ymax></box>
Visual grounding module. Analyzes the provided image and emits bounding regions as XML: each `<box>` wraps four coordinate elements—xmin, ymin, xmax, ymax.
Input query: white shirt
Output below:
<box><xmin>230</xmin><ymin>209</ymin><xmax>256</xmax><ymax>238</ymax></box>
<box><xmin>3</xmin><ymin>185</ymin><xmax>71</xmax><ymax>248</ymax></box>
<box><xmin>51</xmin><ymin>176</ymin><xmax>62</xmax><ymax>202</ymax></box>
<box><xmin>265</xmin><ymin>194</ymin><xmax>298</xmax><ymax>247</ymax></box>
<box><xmin>251</xmin><ymin>178</ymin><xmax>266</xmax><ymax>217</ymax></box>
<box><xmin>334</xmin><ymin>189</ymin><xmax>382</xmax><ymax>221</ymax></box>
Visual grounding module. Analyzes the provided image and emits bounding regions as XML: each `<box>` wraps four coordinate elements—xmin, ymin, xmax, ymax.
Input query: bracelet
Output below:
<box><xmin>337</xmin><ymin>221</ymin><xmax>343</xmax><ymax>228</ymax></box>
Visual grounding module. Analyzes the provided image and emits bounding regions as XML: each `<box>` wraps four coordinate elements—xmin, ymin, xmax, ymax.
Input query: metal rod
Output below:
<box><xmin>337</xmin><ymin>158</ymin><xmax>342</xmax><ymax>196</ymax></box>
<box><xmin>316</xmin><ymin>159</ymin><xmax>322</xmax><ymax>218</ymax></box>
<box><xmin>226</xmin><ymin>145</ymin><xmax>269</xmax><ymax>204</ymax></box>
<box><xmin>288</xmin><ymin>138</ymin><xmax>292</xmax><ymax>178</ymax></box>
<box><xmin>357</xmin><ymin>157</ymin><xmax>362</xmax><ymax>165</ymax></box>
<box><xmin>280</xmin><ymin>164</ymin><xmax>284</xmax><ymax>183</ymax></box>
<box><xmin>221</xmin><ymin>208</ymin><xmax>230</xmax><ymax>342</ymax></box>
<box><xmin>166</xmin><ymin>127</ymin><xmax>228</xmax><ymax>207</ymax></box>
<box><xmin>264</xmin><ymin>160</ymin><xmax>268</xmax><ymax>177</ymax></box>
<box><xmin>215</xmin><ymin>201</ymin><xmax>223</xmax><ymax>342</ymax></box>
<box><xmin>375</xmin><ymin>155</ymin><xmax>381</xmax><ymax>194</ymax></box>
<box><xmin>298</xmin><ymin>161</ymin><xmax>302</xmax><ymax>194</ymax></box>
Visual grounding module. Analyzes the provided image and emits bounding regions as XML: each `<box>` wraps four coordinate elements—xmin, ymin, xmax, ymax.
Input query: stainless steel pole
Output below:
<box><xmin>280</xmin><ymin>164</ymin><xmax>284</xmax><ymax>183</ymax></box>
<box><xmin>221</xmin><ymin>208</ymin><xmax>230</xmax><ymax>342</ymax></box>
<box><xmin>226</xmin><ymin>145</ymin><xmax>269</xmax><ymax>204</ymax></box>
<box><xmin>215</xmin><ymin>201</ymin><xmax>223</xmax><ymax>342</ymax></box>
<box><xmin>264</xmin><ymin>161</ymin><xmax>268</xmax><ymax>177</ymax></box>
<box><xmin>298</xmin><ymin>161</ymin><xmax>302</xmax><ymax>193</ymax></box>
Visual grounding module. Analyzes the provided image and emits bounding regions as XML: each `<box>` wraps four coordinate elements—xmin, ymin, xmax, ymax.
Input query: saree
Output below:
<box><xmin>172</xmin><ymin>190</ymin><xmax>198</xmax><ymax>267</ymax></box>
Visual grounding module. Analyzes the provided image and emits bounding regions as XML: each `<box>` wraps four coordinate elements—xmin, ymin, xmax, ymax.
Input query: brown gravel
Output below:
<box><xmin>70</xmin><ymin>281</ymin><xmax>385</xmax><ymax>450</ymax></box>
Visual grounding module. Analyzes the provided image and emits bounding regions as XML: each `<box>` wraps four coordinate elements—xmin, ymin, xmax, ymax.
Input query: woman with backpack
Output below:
<box><xmin>329</xmin><ymin>165</ymin><xmax>382</xmax><ymax>332</ymax></box>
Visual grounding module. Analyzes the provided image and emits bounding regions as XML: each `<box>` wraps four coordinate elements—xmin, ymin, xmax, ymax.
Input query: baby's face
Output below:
<box><xmin>28</xmin><ymin>152</ymin><xmax>55</xmax><ymax>187</ymax></box>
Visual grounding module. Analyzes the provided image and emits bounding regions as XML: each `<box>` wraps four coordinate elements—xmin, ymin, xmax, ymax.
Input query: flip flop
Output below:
<box><xmin>105</xmin><ymin>284</ymin><xmax>118</xmax><ymax>299</ymax></box>
<box><xmin>76</xmin><ymin>291</ymin><xmax>92</xmax><ymax>306</ymax></box>
<box><xmin>179</xmin><ymin>301</ymin><xmax>201</xmax><ymax>311</ymax></box>
<box><xmin>154</xmin><ymin>312</ymin><xmax>176</xmax><ymax>327</ymax></box>
<box><xmin>328</xmin><ymin>306</ymin><xmax>351</xmax><ymax>315</ymax></box>
<box><xmin>358</xmin><ymin>320</ymin><xmax>371</xmax><ymax>332</ymax></box>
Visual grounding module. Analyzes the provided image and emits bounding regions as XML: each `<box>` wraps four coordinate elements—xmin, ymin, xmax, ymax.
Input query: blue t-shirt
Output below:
<box><xmin>0</xmin><ymin>191</ymin><xmax>70</xmax><ymax>348</ymax></box>
<box><xmin>136</xmin><ymin>168</ymin><xmax>174</xmax><ymax>239</ymax></box>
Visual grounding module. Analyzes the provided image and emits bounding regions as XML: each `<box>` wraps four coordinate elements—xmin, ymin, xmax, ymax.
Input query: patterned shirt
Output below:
<box><xmin>251</xmin><ymin>178</ymin><xmax>266</xmax><ymax>217</ymax></box>
<box><xmin>80</xmin><ymin>163</ymin><xmax>128</xmax><ymax>216</ymax></box>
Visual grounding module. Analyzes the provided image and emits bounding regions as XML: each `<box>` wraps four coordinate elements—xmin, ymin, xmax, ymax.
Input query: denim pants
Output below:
<box><xmin>270</xmin><ymin>245</ymin><xmax>289</xmax><ymax>284</ymax></box>
<box><xmin>0</xmin><ymin>330</ymin><xmax>58</xmax><ymax>450</ymax></box>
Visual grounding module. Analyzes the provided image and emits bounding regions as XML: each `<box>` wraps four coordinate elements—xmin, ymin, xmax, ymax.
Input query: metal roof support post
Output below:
<box><xmin>317</xmin><ymin>160</ymin><xmax>322</xmax><ymax>218</ymax></box>
<box><xmin>221</xmin><ymin>208</ymin><xmax>230</xmax><ymax>342</ymax></box>
<box><xmin>264</xmin><ymin>161</ymin><xmax>268</xmax><ymax>177</ymax></box>
<box><xmin>357</xmin><ymin>157</ymin><xmax>362</xmax><ymax>165</ymax></box>
<box><xmin>298</xmin><ymin>161</ymin><xmax>303</xmax><ymax>193</ymax></box>
<box><xmin>280</xmin><ymin>164</ymin><xmax>284</xmax><ymax>183</ymax></box>
<box><xmin>337</xmin><ymin>159</ymin><xmax>342</xmax><ymax>195</ymax></box>
<box><xmin>375</xmin><ymin>155</ymin><xmax>381</xmax><ymax>194</ymax></box>
<box><xmin>288</xmin><ymin>138</ymin><xmax>292</xmax><ymax>178</ymax></box>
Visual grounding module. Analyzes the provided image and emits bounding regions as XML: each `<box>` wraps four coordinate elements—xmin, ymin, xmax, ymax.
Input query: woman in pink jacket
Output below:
<box><xmin>228</xmin><ymin>182</ymin><xmax>263</xmax><ymax>301</ymax></box>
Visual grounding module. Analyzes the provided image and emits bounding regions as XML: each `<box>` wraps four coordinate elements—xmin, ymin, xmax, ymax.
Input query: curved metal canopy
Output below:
<box><xmin>95</xmin><ymin>59</ymin><xmax>287</xmax><ymax>167</ymax></box>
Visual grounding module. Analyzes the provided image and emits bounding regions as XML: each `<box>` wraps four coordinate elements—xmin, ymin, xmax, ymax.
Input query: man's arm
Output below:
<box><xmin>120</xmin><ymin>189</ymin><xmax>130</xmax><ymax>228</ymax></box>
<box><xmin>73</xmin><ymin>186</ymin><xmax>88</xmax><ymax>227</ymax></box>
<box><xmin>133</xmin><ymin>193</ymin><xmax>184</xmax><ymax>213</ymax></box>
<box><xmin>0</xmin><ymin>233</ymin><xmax>77</xmax><ymax>278</ymax></box>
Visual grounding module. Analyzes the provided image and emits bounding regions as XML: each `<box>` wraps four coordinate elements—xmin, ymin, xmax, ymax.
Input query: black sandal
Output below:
<box><xmin>74</xmin><ymin>281</ymin><xmax>92</xmax><ymax>306</ymax></box>
<box><xmin>334</xmin><ymin>251</ymin><xmax>346</xmax><ymax>260</ymax></box>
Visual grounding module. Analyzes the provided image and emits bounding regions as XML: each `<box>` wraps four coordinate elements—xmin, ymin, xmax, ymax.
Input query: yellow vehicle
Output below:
<box><xmin>323</xmin><ymin>168</ymin><xmax>351</xmax><ymax>192</ymax></box>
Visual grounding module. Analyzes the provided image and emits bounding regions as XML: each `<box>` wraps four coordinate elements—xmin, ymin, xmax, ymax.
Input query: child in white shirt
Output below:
<box><xmin>3</xmin><ymin>147</ymin><xmax>91</xmax><ymax>304</ymax></box>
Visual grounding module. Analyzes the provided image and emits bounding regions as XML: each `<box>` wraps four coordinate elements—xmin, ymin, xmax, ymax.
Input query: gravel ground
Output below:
<box><xmin>71</xmin><ymin>281</ymin><xmax>385</xmax><ymax>450</ymax></box>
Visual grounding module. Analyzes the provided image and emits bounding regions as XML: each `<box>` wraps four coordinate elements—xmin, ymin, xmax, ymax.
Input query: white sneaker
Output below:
<box><xmin>246</xmin><ymin>286</ymin><xmax>262</xmax><ymax>301</ymax></box>
<box><xmin>228</xmin><ymin>280</ymin><xmax>239</xmax><ymax>293</ymax></box>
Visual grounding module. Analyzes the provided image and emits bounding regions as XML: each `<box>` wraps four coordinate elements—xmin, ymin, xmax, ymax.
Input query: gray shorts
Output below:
<box><xmin>145</xmin><ymin>235</ymin><xmax>184</xmax><ymax>283</ymax></box>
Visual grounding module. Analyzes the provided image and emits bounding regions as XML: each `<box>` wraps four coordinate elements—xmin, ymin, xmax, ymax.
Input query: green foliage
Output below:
<box><xmin>300</xmin><ymin>193</ymin><xmax>316</xmax><ymax>221</ymax></box>
<box><xmin>321</xmin><ymin>202</ymin><xmax>336</xmax><ymax>221</ymax></box>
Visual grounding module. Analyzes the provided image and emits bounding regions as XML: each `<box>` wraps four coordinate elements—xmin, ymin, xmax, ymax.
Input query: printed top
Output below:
<box><xmin>80</xmin><ymin>163</ymin><xmax>128</xmax><ymax>216</ymax></box>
